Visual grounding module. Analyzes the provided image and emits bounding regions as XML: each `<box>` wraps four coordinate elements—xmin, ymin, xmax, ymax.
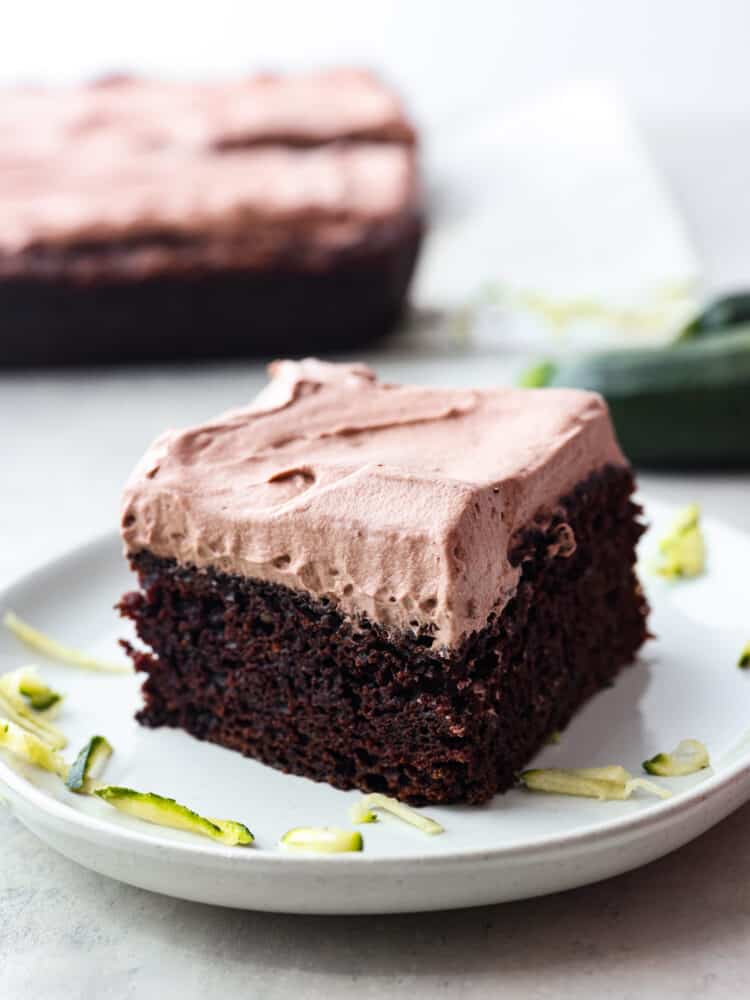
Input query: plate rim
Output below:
<box><xmin>1</xmin><ymin>511</ymin><xmax>749</xmax><ymax>872</ymax></box>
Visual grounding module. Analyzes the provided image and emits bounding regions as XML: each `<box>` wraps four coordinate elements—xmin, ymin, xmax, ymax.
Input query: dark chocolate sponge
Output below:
<box><xmin>119</xmin><ymin>465</ymin><xmax>648</xmax><ymax>805</ymax></box>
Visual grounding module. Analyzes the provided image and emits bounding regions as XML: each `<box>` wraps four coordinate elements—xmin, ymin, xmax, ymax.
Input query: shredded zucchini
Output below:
<box><xmin>280</xmin><ymin>827</ymin><xmax>363</xmax><ymax>853</ymax></box>
<box><xmin>349</xmin><ymin>800</ymin><xmax>378</xmax><ymax>824</ymax></box>
<box><xmin>17</xmin><ymin>669</ymin><xmax>63</xmax><ymax>713</ymax></box>
<box><xmin>738</xmin><ymin>642</ymin><xmax>750</xmax><ymax>669</ymax></box>
<box><xmin>353</xmin><ymin>792</ymin><xmax>444</xmax><ymax>835</ymax></box>
<box><xmin>643</xmin><ymin>739</ymin><xmax>710</xmax><ymax>777</ymax></box>
<box><xmin>0</xmin><ymin>719</ymin><xmax>69</xmax><ymax>778</ymax></box>
<box><xmin>3</xmin><ymin>611</ymin><xmax>131</xmax><ymax>674</ymax></box>
<box><xmin>94</xmin><ymin>786</ymin><xmax>253</xmax><ymax>846</ymax></box>
<box><xmin>654</xmin><ymin>504</ymin><xmax>706</xmax><ymax>579</ymax></box>
<box><xmin>520</xmin><ymin>766</ymin><xmax>671</xmax><ymax>801</ymax></box>
<box><xmin>521</xmin><ymin>767</ymin><xmax>627</xmax><ymax>800</ymax></box>
<box><xmin>210</xmin><ymin>819</ymin><xmax>256</xmax><ymax>846</ymax></box>
<box><xmin>518</xmin><ymin>360</ymin><xmax>557</xmax><ymax>388</ymax></box>
<box><xmin>566</xmin><ymin>765</ymin><xmax>632</xmax><ymax>783</ymax></box>
<box><xmin>625</xmin><ymin>777</ymin><xmax>674</xmax><ymax>800</ymax></box>
<box><xmin>0</xmin><ymin>668</ymin><xmax>67</xmax><ymax>749</ymax></box>
<box><xmin>65</xmin><ymin>735</ymin><xmax>113</xmax><ymax>793</ymax></box>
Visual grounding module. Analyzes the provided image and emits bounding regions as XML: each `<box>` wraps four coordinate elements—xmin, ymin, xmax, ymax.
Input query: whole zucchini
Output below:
<box><xmin>533</xmin><ymin>325</ymin><xmax>750</xmax><ymax>468</ymax></box>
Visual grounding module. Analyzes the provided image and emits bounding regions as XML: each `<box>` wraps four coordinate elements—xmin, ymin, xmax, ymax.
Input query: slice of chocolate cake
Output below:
<box><xmin>0</xmin><ymin>71</ymin><xmax>421</xmax><ymax>366</ymax></box>
<box><xmin>119</xmin><ymin>360</ymin><xmax>648</xmax><ymax>804</ymax></box>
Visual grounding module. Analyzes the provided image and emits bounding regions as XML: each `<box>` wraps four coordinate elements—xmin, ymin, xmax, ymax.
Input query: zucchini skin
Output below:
<box><xmin>545</xmin><ymin>326</ymin><xmax>750</xmax><ymax>468</ymax></box>
<box><xmin>681</xmin><ymin>293</ymin><xmax>750</xmax><ymax>340</ymax></box>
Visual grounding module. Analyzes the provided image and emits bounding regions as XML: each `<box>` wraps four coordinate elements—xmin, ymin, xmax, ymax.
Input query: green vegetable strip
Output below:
<box><xmin>280</xmin><ymin>827</ymin><xmax>363</xmax><ymax>853</ymax></box>
<box><xmin>210</xmin><ymin>819</ymin><xmax>256</xmax><ymax>846</ymax></box>
<box><xmin>349</xmin><ymin>800</ymin><xmax>378</xmax><ymax>824</ymax></box>
<box><xmin>654</xmin><ymin>504</ymin><xmax>706</xmax><ymax>579</ymax></box>
<box><xmin>3</xmin><ymin>611</ymin><xmax>131</xmax><ymax>674</ymax></box>
<box><xmin>65</xmin><ymin>735</ymin><xmax>113</xmax><ymax>793</ymax></box>
<box><xmin>0</xmin><ymin>719</ymin><xmax>69</xmax><ymax>778</ymax></box>
<box><xmin>17</xmin><ymin>669</ymin><xmax>63</xmax><ymax>713</ymax></box>
<box><xmin>643</xmin><ymin>739</ymin><xmax>710</xmax><ymax>777</ymax></box>
<box><xmin>0</xmin><ymin>672</ymin><xmax>67</xmax><ymax>749</ymax></box>
<box><xmin>94</xmin><ymin>786</ymin><xmax>253</xmax><ymax>846</ymax></box>
<box><xmin>521</xmin><ymin>768</ymin><xmax>628</xmax><ymax>800</ymax></box>
<box><xmin>521</xmin><ymin>766</ymin><xmax>671</xmax><ymax>801</ymax></box>
<box><xmin>518</xmin><ymin>360</ymin><xmax>557</xmax><ymax>388</ymax></box>
<box><xmin>357</xmin><ymin>793</ymin><xmax>444</xmax><ymax>835</ymax></box>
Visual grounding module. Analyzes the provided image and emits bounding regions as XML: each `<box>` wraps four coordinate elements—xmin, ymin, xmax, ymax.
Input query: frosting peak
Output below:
<box><xmin>248</xmin><ymin>358</ymin><xmax>376</xmax><ymax>416</ymax></box>
<box><xmin>122</xmin><ymin>360</ymin><xmax>626</xmax><ymax>647</ymax></box>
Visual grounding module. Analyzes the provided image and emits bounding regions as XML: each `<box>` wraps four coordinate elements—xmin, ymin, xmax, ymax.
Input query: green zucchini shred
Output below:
<box><xmin>22</xmin><ymin>689</ymin><xmax>61</xmax><ymax>712</ymax></box>
<box><xmin>355</xmin><ymin>792</ymin><xmax>444</xmax><ymax>835</ymax></box>
<box><xmin>349</xmin><ymin>800</ymin><xmax>378</xmax><ymax>824</ymax></box>
<box><xmin>0</xmin><ymin>668</ymin><xmax>67</xmax><ymax>749</ymax></box>
<box><xmin>566</xmin><ymin>765</ymin><xmax>632</xmax><ymax>783</ymax></box>
<box><xmin>94</xmin><ymin>786</ymin><xmax>253</xmax><ymax>846</ymax></box>
<box><xmin>643</xmin><ymin>739</ymin><xmax>710</xmax><ymax>777</ymax></box>
<box><xmin>738</xmin><ymin>642</ymin><xmax>750</xmax><ymax>669</ymax></box>
<box><xmin>210</xmin><ymin>818</ymin><xmax>255</xmax><ymax>846</ymax></box>
<box><xmin>0</xmin><ymin>718</ymin><xmax>69</xmax><ymax>778</ymax></box>
<box><xmin>654</xmin><ymin>503</ymin><xmax>706</xmax><ymax>579</ymax></box>
<box><xmin>626</xmin><ymin>777</ymin><xmax>674</xmax><ymax>800</ymax></box>
<box><xmin>17</xmin><ymin>670</ymin><xmax>63</xmax><ymax>713</ymax></box>
<box><xmin>521</xmin><ymin>766</ymin><xmax>671</xmax><ymax>801</ymax></box>
<box><xmin>65</xmin><ymin>735</ymin><xmax>113</xmax><ymax>793</ymax></box>
<box><xmin>280</xmin><ymin>827</ymin><xmax>363</xmax><ymax>853</ymax></box>
<box><xmin>521</xmin><ymin>768</ymin><xmax>626</xmax><ymax>800</ymax></box>
<box><xmin>3</xmin><ymin>611</ymin><xmax>131</xmax><ymax>674</ymax></box>
<box><xmin>518</xmin><ymin>360</ymin><xmax>557</xmax><ymax>388</ymax></box>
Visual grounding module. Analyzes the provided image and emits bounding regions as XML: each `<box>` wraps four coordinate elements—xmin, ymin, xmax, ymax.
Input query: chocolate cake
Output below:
<box><xmin>119</xmin><ymin>360</ymin><xmax>648</xmax><ymax>804</ymax></box>
<box><xmin>0</xmin><ymin>71</ymin><xmax>421</xmax><ymax>366</ymax></box>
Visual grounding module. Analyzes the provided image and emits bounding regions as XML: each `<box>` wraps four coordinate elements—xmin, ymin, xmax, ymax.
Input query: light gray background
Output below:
<box><xmin>2</xmin><ymin>2</ymin><xmax>750</xmax><ymax>996</ymax></box>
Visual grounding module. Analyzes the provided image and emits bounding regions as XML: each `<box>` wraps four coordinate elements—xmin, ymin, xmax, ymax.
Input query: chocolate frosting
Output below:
<box><xmin>122</xmin><ymin>360</ymin><xmax>626</xmax><ymax>649</ymax></box>
<box><xmin>0</xmin><ymin>70</ymin><xmax>418</xmax><ymax>273</ymax></box>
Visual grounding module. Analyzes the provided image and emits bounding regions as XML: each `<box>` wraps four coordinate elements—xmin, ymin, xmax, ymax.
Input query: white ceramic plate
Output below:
<box><xmin>1</xmin><ymin>498</ymin><xmax>749</xmax><ymax>914</ymax></box>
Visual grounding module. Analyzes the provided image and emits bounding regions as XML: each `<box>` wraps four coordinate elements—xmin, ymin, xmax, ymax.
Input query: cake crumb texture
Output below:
<box><xmin>119</xmin><ymin>466</ymin><xmax>647</xmax><ymax>805</ymax></box>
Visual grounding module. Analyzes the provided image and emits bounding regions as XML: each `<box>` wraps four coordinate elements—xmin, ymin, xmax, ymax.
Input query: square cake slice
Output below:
<box><xmin>119</xmin><ymin>360</ymin><xmax>648</xmax><ymax>804</ymax></box>
<box><xmin>0</xmin><ymin>70</ymin><xmax>421</xmax><ymax>365</ymax></box>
